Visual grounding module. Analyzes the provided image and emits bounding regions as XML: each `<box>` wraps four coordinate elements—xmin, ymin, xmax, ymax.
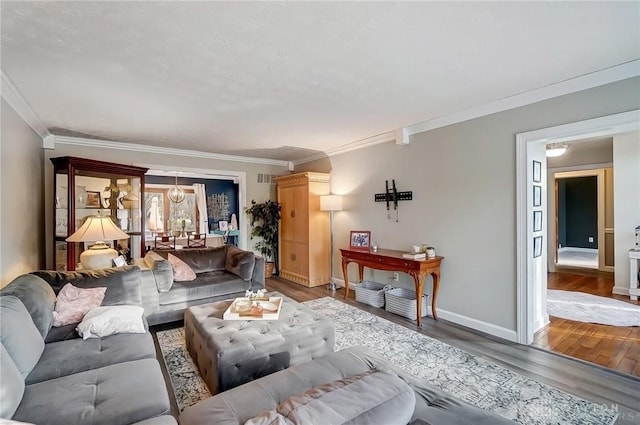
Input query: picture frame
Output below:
<box><xmin>533</xmin><ymin>160</ymin><xmax>542</xmax><ymax>183</ymax></box>
<box><xmin>85</xmin><ymin>191</ymin><xmax>102</xmax><ymax>208</ymax></box>
<box><xmin>533</xmin><ymin>236</ymin><xmax>543</xmax><ymax>258</ymax></box>
<box><xmin>533</xmin><ymin>210</ymin><xmax>542</xmax><ymax>232</ymax></box>
<box><xmin>218</xmin><ymin>220</ymin><xmax>228</xmax><ymax>231</ymax></box>
<box><xmin>533</xmin><ymin>185</ymin><xmax>542</xmax><ymax>207</ymax></box>
<box><xmin>112</xmin><ymin>255</ymin><xmax>127</xmax><ymax>267</ymax></box>
<box><xmin>349</xmin><ymin>230</ymin><xmax>371</xmax><ymax>250</ymax></box>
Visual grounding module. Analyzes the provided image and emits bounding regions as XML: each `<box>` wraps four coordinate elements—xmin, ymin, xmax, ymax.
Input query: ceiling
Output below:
<box><xmin>1</xmin><ymin>2</ymin><xmax>639</xmax><ymax>162</ymax></box>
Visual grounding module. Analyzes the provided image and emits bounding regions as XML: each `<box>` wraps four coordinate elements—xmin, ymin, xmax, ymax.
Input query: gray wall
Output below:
<box><xmin>297</xmin><ymin>77</ymin><xmax>640</xmax><ymax>332</ymax></box>
<box><xmin>0</xmin><ymin>100</ymin><xmax>45</xmax><ymax>287</ymax></box>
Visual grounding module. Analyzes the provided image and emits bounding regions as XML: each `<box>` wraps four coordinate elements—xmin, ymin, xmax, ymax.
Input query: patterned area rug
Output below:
<box><xmin>156</xmin><ymin>297</ymin><xmax>617</xmax><ymax>424</ymax></box>
<box><xmin>547</xmin><ymin>289</ymin><xmax>640</xmax><ymax>326</ymax></box>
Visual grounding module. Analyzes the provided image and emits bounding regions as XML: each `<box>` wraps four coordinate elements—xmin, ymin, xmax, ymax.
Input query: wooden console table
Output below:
<box><xmin>340</xmin><ymin>248</ymin><xmax>444</xmax><ymax>326</ymax></box>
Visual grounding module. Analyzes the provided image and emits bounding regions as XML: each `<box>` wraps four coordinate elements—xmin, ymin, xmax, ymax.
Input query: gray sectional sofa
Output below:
<box><xmin>180</xmin><ymin>346</ymin><xmax>515</xmax><ymax>425</ymax></box>
<box><xmin>136</xmin><ymin>245</ymin><xmax>266</xmax><ymax>325</ymax></box>
<box><xmin>0</xmin><ymin>269</ymin><xmax>177</xmax><ymax>425</ymax></box>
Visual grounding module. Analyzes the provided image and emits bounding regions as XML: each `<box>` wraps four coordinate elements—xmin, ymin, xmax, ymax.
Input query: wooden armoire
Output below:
<box><xmin>276</xmin><ymin>172</ymin><xmax>331</xmax><ymax>287</ymax></box>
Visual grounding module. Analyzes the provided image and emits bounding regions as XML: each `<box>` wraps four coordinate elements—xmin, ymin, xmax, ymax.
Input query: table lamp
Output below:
<box><xmin>320</xmin><ymin>194</ymin><xmax>343</xmax><ymax>291</ymax></box>
<box><xmin>66</xmin><ymin>215</ymin><xmax>130</xmax><ymax>270</ymax></box>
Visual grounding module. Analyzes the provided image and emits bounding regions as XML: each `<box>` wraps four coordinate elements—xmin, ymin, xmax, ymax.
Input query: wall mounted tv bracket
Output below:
<box><xmin>374</xmin><ymin>179</ymin><xmax>412</xmax><ymax>222</ymax></box>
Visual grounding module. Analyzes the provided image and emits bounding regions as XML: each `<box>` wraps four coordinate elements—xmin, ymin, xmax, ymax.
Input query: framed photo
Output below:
<box><xmin>113</xmin><ymin>255</ymin><xmax>127</xmax><ymax>267</ymax></box>
<box><xmin>218</xmin><ymin>220</ymin><xmax>228</xmax><ymax>231</ymax></box>
<box><xmin>350</xmin><ymin>230</ymin><xmax>371</xmax><ymax>250</ymax></box>
<box><xmin>85</xmin><ymin>191</ymin><xmax>102</xmax><ymax>208</ymax></box>
<box><xmin>533</xmin><ymin>160</ymin><xmax>542</xmax><ymax>183</ymax></box>
<box><xmin>533</xmin><ymin>210</ymin><xmax>543</xmax><ymax>232</ymax></box>
<box><xmin>533</xmin><ymin>185</ymin><xmax>542</xmax><ymax>207</ymax></box>
<box><xmin>533</xmin><ymin>236</ymin><xmax>543</xmax><ymax>258</ymax></box>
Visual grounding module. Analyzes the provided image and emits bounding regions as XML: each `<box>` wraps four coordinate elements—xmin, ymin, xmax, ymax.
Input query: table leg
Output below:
<box><xmin>410</xmin><ymin>271</ymin><xmax>428</xmax><ymax>327</ymax></box>
<box><xmin>342</xmin><ymin>258</ymin><xmax>350</xmax><ymax>299</ymax></box>
<box><xmin>431</xmin><ymin>271</ymin><xmax>440</xmax><ymax>320</ymax></box>
<box><xmin>358</xmin><ymin>264</ymin><xmax>364</xmax><ymax>283</ymax></box>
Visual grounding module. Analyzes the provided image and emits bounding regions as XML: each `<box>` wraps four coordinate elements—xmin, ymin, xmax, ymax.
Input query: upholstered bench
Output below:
<box><xmin>184</xmin><ymin>292</ymin><xmax>335</xmax><ymax>395</ymax></box>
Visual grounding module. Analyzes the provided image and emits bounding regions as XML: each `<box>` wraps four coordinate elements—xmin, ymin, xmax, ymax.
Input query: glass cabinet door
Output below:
<box><xmin>51</xmin><ymin>157</ymin><xmax>148</xmax><ymax>271</ymax></box>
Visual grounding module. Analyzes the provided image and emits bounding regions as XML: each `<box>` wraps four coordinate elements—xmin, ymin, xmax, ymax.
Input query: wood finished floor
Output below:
<box><xmin>533</xmin><ymin>271</ymin><xmax>640</xmax><ymax>377</ymax></box>
<box><xmin>266</xmin><ymin>276</ymin><xmax>640</xmax><ymax>425</ymax></box>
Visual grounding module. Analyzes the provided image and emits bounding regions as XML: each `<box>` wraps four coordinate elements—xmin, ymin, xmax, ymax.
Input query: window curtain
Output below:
<box><xmin>193</xmin><ymin>184</ymin><xmax>209</xmax><ymax>234</ymax></box>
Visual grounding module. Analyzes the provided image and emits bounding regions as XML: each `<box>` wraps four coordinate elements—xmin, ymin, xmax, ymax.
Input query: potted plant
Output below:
<box><xmin>245</xmin><ymin>199</ymin><xmax>281</xmax><ymax>278</ymax></box>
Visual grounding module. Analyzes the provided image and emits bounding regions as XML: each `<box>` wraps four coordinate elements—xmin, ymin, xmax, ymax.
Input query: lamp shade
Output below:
<box><xmin>320</xmin><ymin>195</ymin><xmax>343</xmax><ymax>212</ymax></box>
<box><xmin>66</xmin><ymin>215</ymin><xmax>129</xmax><ymax>270</ymax></box>
<box><xmin>66</xmin><ymin>215</ymin><xmax>130</xmax><ymax>243</ymax></box>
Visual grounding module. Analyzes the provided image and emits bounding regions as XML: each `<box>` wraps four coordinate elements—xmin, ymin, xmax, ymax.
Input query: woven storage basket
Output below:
<box><xmin>354</xmin><ymin>281</ymin><xmax>392</xmax><ymax>308</ymax></box>
<box><xmin>384</xmin><ymin>287</ymin><xmax>428</xmax><ymax>320</ymax></box>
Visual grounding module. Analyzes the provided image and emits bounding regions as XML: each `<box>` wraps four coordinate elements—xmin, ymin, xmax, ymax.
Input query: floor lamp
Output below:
<box><xmin>320</xmin><ymin>195</ymin><xmax>343</xmax><ymax>291</ymax></box>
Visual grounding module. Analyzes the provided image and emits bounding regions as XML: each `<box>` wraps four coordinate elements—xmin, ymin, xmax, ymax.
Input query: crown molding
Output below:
<box><xmin>53</xmin><ymin>135</ymin><xmax>290</xmax><ymax>167</ymax></box>
<box><xmin>1</xmin><ymin>69</ymin><xmax>51</xmax><ymax>140</ymax></box>
<box><xmin>293</xmin><ymin>60</ymin><xmax>640</xmax><ymax>166</ymax></box>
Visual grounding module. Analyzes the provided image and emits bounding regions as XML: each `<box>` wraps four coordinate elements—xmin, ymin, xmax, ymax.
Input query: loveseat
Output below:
<box><xmin>135</xmin><ymin>245</ymin><xmax>265</xmax><ymax>325</ymax></box>
<box><xmin>0</xmin><ymin>268</ymin><xmax>176</xmax><ymax>425</ymax></box>
<box><xmin>180</xmin><ymin>346</ymin><xmax>514</xmax><ymax>425</ymax></box>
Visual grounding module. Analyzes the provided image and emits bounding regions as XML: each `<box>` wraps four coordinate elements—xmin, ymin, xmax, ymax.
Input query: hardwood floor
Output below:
<box><xmin>533</xmin><ymin>271</ymin><xmax>640</xmax><ymax>376</ymax></box>
<box><xmin>266</xmin><ymin>276</ymin><xmax>640</xmax><ymax>425</ymax></box>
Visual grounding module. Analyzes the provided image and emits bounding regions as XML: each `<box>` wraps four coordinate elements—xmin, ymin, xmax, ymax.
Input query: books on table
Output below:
<box><xmin>402</xmin><ymin>252</ymin><xmax>426</xmax><ymax>260</ymax></box>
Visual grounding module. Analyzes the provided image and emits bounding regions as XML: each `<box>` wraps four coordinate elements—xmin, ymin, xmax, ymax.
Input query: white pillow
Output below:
<box><xmin>76</xmin><ymin>305</ymin><xmax>146</xmax><ymax>340</ymax></box>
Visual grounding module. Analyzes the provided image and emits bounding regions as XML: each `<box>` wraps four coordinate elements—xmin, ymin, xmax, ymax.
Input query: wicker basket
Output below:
<box><xmin>384</xmin><ymin>288</ymin><xmax>428</xmax><ymax>320</ymax></box>
<box><xmin>354</xmin><ymin>281</ymin><xmax>393</xmax><ymax>308</ymax></box>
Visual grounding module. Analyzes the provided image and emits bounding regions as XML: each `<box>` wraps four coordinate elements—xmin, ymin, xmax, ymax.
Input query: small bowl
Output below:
<box><xmin>234</xmin><ymin>300</ymin><xmax>252</xmax><ymax>311</ymax></box>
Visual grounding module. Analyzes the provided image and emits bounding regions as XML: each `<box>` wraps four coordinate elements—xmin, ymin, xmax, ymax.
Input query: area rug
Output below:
<box><xmin>547</xmin><ymin>289</ymin><xmax>640</xmax><ymax>326</ymax></box>
<box><xmin>156</xmin><ymin>297</ymin><xmax>617</xmax><ymax>424</ymax></box>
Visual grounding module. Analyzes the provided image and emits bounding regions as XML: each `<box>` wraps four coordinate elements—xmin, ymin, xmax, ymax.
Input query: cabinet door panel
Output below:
<box><xmin>280</xmin><ymin>241</ymin><xmax>309</xmax><ymax>276</ymax></box>
<box><xmin>280</xmin><ymin>185</ymin><xmax>308</xmax><ymax>242</ymax></box>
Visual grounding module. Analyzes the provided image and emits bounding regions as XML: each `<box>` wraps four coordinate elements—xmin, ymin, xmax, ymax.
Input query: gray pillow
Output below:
<box><xmin>31</xmin><ymin>266</ymin><xmax>142</xmax><ymax>306</ymax></box>
<box><xmin>246</xmin><ymin>369</ymin><xmax>416</xmax><ymax>425</ymax></box>
<box><xmin>0</xmin><ymin>274</ymin><xmax>56</xmax><ymax>338</ymax></box>
<box><xmin>0</xmin><ymin>343</ymin><xmax>25</xmax><ymax>419</ymax></box>
<box><xmin>225</xmin><ymin>246</ymin><xmax>256</xmax><ymax>281</ymax></box>
<box><xmin>0</xmin><ymin>296</ymin><xmax>45</xmax><ymax>379</ymax></box>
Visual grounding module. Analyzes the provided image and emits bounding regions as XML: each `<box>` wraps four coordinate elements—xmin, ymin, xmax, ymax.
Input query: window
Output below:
<box><xmin>145</xmin><ymin>185</ymin><xmax>199</xmax><ymax>236</ymax></box>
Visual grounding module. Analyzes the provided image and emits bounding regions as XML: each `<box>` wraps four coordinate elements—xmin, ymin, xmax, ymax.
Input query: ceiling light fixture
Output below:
<box><xmin>546</xmin><ymin>142</ymin><xmax>569</xmax><ymax>158</ymax></box>
<box><xmin>168</xmin><ymin>174</ymin><xmax>185</xmax><ymax>203</ymax></box>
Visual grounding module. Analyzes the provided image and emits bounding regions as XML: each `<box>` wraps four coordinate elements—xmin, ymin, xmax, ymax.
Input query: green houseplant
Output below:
<box><xmin>245</xmin><ymin>199</ymin><xmax>281</xmax><ymax>277</ymax></box>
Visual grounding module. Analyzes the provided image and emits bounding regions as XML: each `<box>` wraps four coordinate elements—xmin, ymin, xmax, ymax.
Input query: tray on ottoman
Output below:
<box><xmin>223</xmin><ymin>296</ymin><xmax>283</xmax><ymax>320</ymax></box>
<box><xmin>184</xmin><ymin>292</ymin><xmax>335</xmax><ymax>395</ymax></box>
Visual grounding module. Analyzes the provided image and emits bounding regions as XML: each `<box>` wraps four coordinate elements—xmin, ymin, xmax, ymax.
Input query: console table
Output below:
<box><xmin>340</xmin><ymin>248</ymin><xmax>444</xmax><ymax>326</ymax></box>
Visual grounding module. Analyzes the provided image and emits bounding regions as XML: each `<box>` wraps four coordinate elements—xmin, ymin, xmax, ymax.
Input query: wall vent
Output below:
<box><xmin>257</xmin><ymin>174</ymin><xmax>279</xmax><ymax>184</ymax></box>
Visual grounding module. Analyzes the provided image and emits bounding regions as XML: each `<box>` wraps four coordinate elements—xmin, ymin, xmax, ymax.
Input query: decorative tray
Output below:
<box><xmin>223</xmin><ymin>296</ymin><xmax>283</xmax><ymax>321</ymax></box>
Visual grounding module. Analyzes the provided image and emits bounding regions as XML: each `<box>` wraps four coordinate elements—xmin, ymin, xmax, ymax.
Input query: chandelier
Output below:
<box><xmin>168</xmin><ymin>175</ymin><xmax>185</xmax><ymax>203</ymax></box>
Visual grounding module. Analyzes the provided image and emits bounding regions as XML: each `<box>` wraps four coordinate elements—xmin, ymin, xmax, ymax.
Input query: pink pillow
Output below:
<box><xmin>168</xmin><ymin>253</ymin><xmax>197</xmax><ymax>282</ymax></box>
<box><xmin>52</xmin><ymin>283</ymin><xmax>106</xmax><ymax>327</ymax></box>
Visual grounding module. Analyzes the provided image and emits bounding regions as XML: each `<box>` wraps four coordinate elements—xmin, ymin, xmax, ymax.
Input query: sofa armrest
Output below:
<box><xmin>251</xmin><ymin>256</ymin><xmax>265</xmax><ymax>290</ymax></box>
<box><xmin>143</xmin><ymin>251</ymin><xmax>174</xmax><ymax>292</ymax></box>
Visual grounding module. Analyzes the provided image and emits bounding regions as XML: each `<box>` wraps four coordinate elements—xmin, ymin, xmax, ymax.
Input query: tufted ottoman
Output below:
<box><xmin>184</xmin><ymin>292</ymin><xmax>335</xmax><ymax>395</ymax></box>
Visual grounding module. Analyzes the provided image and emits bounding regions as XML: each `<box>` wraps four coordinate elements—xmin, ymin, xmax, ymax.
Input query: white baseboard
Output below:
<box><xmin>333</xmin><ymin>278</ymin><xmax>518</xmax><ymax>342</ymax></box>
<box><xmin>612</xmin><ymin>285</ymin><xmax>630</xmax><ymax>296</ymax></box>
<box><xmin>558</xmin><ymin>247</ymin><xmax>598</xmax><ymax>253</ymax></box>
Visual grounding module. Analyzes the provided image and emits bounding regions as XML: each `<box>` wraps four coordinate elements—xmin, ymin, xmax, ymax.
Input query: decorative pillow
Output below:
<box><xmin>52</xmin><ymin>283</ymin><xmax>106</xmax><ymax>327</ymax></box>
<box><xmin>225</xmin><ymin>246</ymin><xmax>256</xmax><ymax>281</ymax></box>
<box><xmin>167</xmin><ymin>253</ymin><xmax>197</xmax><ymax>282</ymax></box>
<box><xmin>76</xmin><ymin>305</ymin><xmax>146</xmax><ymax>340</ymax></box>
<box><xmin>246</xmin><ymin>369</ymin><xmax>415</xmax><ymax>425</ymax></box>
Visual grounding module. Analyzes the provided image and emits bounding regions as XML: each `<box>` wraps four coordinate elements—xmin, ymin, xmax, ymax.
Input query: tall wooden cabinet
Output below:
<box><xmin>276</xmin><ymin>172</ymin><xmax>331</xmax><ymax>287</ymax></box>
<box><xmin>51</xmin><ymin>156</ymin><xmax>148</xmax><ymax>271</ymax></box>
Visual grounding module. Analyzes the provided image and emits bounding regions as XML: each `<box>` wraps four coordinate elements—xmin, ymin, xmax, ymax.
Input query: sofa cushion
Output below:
<box><xmin>13</xmin><ymin>359</ymin><xmax>170</xmax><ymax>425</ymax></box>
<box><xmin>0</xmin><ymin>343</ymin><xmax>25</xmax><ymax>419</ymax></box>
<box><xmin>167</xmin><ymin>253</ymin><xmax>197</xmax><ymax>282</ymax></box>
<box><xmin>225</xmin><ymin>246</ymin><xmax>256</xmax><ymax>281</ymax></box>
<box><xmin>0</xmin><ymin>296</ymin><xmax>44</xmax><ymax>378</ymax></box>
<box><xmin>26</xmin><ymin>329</ymin><xmax>155</xmax><ymax>384</ymax></box>
<box><xmin>246</xmin><ymin>369</ymin><xmax>415</xmax><ymax>425</ymax></box>
<box><xmin>77</xmin><ymin>305</ymin><xmax>146</xmax><ymax>340</ymax></box>
<box><xmin>52</xmin><ymin>283</ymin><xmax>106</xmax><ymax>327</ymax></box>
<box><xmin>0</xmin><ymin>274</ymin><xmax>56</xmax><ymax>338</ymax></box>
<box><xmin>154</xmin><ymin>247</ymin><xmax>227</xmax><ymax>274</ymax></box>
<box><xmin>144</xmin><ymin>251</ymin><xmax>174</xmax><ymax>292</ymax></box>
<box><xmin>31</xmin><ymin>266</ymin><xmax>142</xmax><ymax>306</ymax></box>
<box><xmin>158</xmin><ymin>272</ymin><xmax>250</xmax><ymax>306</ymax></box>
